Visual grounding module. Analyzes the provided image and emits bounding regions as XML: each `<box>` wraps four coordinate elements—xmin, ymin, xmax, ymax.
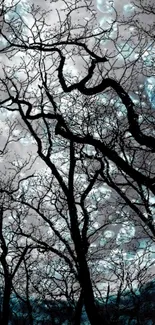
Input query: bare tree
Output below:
<box><xmin>0</xmin><ymin>0</ymin><xmax>155</xmax><ymax>324</ymax></box>
<box><xmin>0</xmin><ymin>122</ymin><xmax>38</xmax><ymax>325</ymax></box>
<box><xmin>0</xmin><ymin>201</ymin><xmax>34</xmax><ymax>325</ymax></box>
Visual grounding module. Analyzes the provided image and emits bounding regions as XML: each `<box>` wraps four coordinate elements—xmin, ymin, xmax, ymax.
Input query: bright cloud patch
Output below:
<box><xmin>116</xmin><ymin>221</ymin><xmax>135</xmax><ymax>245</ymax></box>
<box><xmin>96</xmin><ymin>0</ymin><xmax>114</xmax><ymax>14</ymax></box>
<box><xmin>145</xmin><ymin>77</ymin><xmax>155</xmax><ymax>109</ymax></box>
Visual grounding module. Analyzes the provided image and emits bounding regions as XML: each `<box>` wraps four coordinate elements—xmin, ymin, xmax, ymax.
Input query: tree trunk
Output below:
<box><xmin>78</xmin><ymin>257</ymin><xmax>104</xmax><ymax>325</ymax></box>
<box><xmin>68</xmin><ymin>184</ymin><xmax>104</xmax><ymax>324</ymax></box>
<box><xmin>73</xmin><ymin>290</ymin><xmax>83</xmax><ymax>325</ymax></box>
<box><xmin>71</xmin><ymin>224</ymin><xmax>104</xmax><ymax>324</ymax></box>
<box><xmin>1</xmin><ymin>277</ymin><xmax>12</xmax><ymax>325</ymax></box>
<box><xmin>27</xmin><ymin>300</ymin><xmax>33</xmax><ymax>325</ymax></box>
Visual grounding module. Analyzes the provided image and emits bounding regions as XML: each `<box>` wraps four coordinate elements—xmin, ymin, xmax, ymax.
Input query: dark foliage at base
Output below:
<box><xmin>0</xmin><ymin>280</ymin><xmax>154</xmax><ymax>324</ymax></box>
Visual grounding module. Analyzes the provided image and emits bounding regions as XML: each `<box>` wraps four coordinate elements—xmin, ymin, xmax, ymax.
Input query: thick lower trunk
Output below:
<box><xmin>73</xmin><ymin>250</ymin><xmax>103</xmax><ymax>323</ymax></box>
<box><xmin>27</xmin><ymin>300</ymin><xmax>33</xmax><ymax>325</ymax></box>
<box><xmin>1</xmin><ymin>278</ymin><xmax>11</xmax><ymax>325</ymax></box>
<box><xmin>68</xmin><ymin>200</ymin><xmax>104</xmax><ymax>324</ymax></box>
<box><xmin>73</xmin><ymin>290</ymin><xmax>83</xmax><ymax>325</ymax></box>
<box><xmin>77</xmin><ymin>254</ymin><xmax>104</xmax><ymax>325</ymax></box>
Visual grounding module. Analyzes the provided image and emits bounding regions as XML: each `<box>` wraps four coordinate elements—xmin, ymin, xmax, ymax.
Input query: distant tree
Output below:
<box><xmin>0</xmin><ymin>122</ymin><xmax>36</xmax><ymax>325</ymax></box>
<box><xmin>98</xmin><ymin>242</ymin><xmax>155</xmax><ymax>324</ymax></box>
<box><xmin>0</xmin><ymin>195</ymin><xmax>33</xmax><ymax>325</ymax></box>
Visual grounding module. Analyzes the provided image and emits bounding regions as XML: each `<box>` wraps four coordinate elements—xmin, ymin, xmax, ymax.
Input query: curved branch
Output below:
<box><xmin>57</xmin><ymin>56</ymin><xmax>155</xmax><ymax>152</ymax></box>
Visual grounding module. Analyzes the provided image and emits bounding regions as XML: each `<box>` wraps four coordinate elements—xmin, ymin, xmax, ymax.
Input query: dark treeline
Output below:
<box><xmin>0</xmin><ymin>280</ymin><xmax>154</xmax><ymax>325</ymax></box>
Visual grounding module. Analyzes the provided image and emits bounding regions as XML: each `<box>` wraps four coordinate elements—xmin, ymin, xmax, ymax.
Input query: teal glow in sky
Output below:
<box><xmin>145</xmin><ymin>77</ymin><xmax>155</xmax><ymax>109</ymax></box>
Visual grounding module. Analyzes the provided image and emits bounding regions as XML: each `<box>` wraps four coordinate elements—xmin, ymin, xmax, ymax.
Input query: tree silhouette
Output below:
<box><xmin>0</xmin><ymin>0</ymin><xmax>155</xmax><ymax>324</ymax></box>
